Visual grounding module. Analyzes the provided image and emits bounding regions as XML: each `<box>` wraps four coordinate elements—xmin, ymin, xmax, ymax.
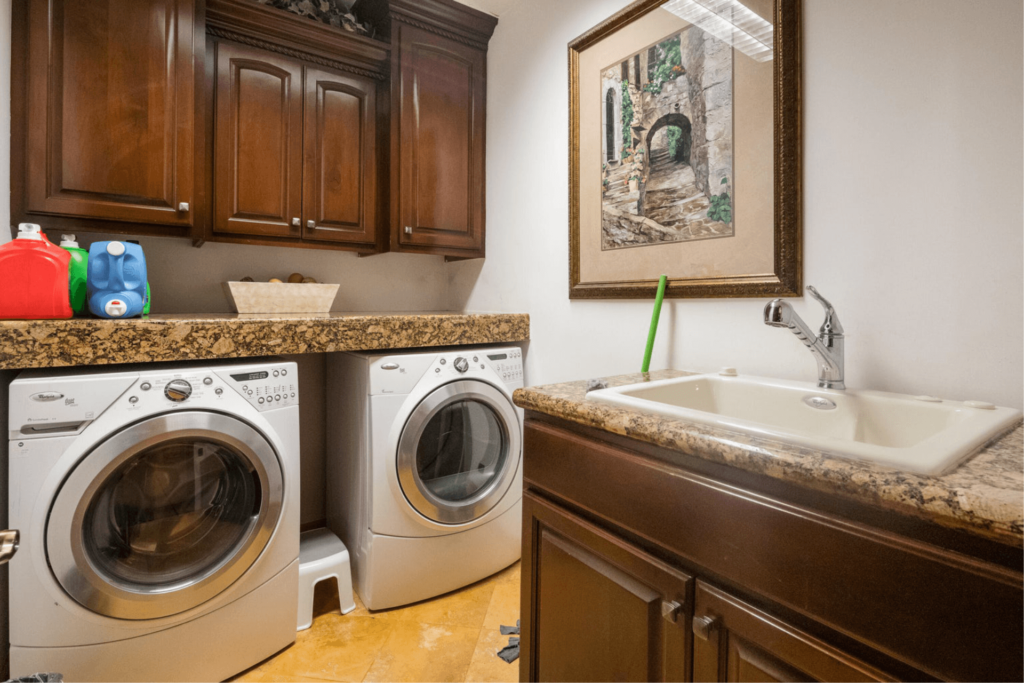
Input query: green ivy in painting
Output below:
<box><xmin>643</xmin><ymin>37</ymin><xmax>685</xmax><ymax>95</ymax></box>
<box><xmin>707</xmin><ymin>178</ymin><xmax>732</xmax><ymax>224</ymax></box>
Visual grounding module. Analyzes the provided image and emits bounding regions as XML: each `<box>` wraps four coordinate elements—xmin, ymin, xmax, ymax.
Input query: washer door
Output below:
<box><xmin>397</xmin><ymin>380</ymin><xmax>521</xmax><ymax>525</ymax></box>
<box><xmin>47</xmin><ymin>411</ymin><xmax>283</xmax><ymax>620</ymax></box>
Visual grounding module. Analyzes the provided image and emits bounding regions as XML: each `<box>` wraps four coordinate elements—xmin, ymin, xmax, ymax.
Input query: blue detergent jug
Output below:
<box><xmin>87</xmin><ymin>241</ymin><xmax>148</xmax><ymax>319</ymax></box>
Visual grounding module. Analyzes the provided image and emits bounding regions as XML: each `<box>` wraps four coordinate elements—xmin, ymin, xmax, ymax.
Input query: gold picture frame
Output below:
<box><xmin>569</xmin><ymin>0</ymin><xmax>801</xmax><ymax>299</ymax></box>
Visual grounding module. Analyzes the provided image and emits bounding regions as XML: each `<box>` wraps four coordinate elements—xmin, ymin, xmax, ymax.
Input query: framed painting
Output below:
<box><xmin>569</xmin><ymin>0</ymin><xmax>801</xmax><ymax>298</ymax></box>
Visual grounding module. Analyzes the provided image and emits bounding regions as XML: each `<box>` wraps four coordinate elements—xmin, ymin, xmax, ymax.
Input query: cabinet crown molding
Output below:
<box><xmin>355</xmin><ymin>0</ymin><xmax>497</xmax><ymax>51</ymax></box>
<box><xmin>206</xmin><ymin>0</ymin><xmax>390</xmax><ymax>78</ymax></box>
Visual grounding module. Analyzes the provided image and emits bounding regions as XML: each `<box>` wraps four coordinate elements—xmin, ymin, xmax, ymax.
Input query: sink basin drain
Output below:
<box><xmin>803</xmin><ymin>395</ymin><xmax>837</xmax><ymax>410</ymax></box>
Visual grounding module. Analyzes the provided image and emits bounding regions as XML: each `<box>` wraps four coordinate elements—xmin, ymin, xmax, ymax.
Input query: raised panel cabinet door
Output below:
<box><xmin>302</xmin><ymin>66</ymin><xmax>377</xmax><ymax>246</ymax></box>
<box><xmin>521</xmin><ymin>493</ymin><xmax>692</xmax><ymax>682</ymax></box>
<box><xmin>24</xmin><ymin>0</ymin><xmax>195</xmax><ymax>227</ymax></box>
<box><xmin>691</xmin><ymin>582</ymin><xmax>893</xmax><ymax>683</ymax></box>
<box><xmin>214</xmin><ymin>42</ymin><xmax>303</xmax><ymax>238</ymax></box>
<box><xmin>396</xmin><ymin>24</ymin><xmax>486</xmax><ymax>255</ymax></box>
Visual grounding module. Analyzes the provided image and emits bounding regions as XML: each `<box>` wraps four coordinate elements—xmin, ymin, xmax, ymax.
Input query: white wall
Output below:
<box><xmin>448</xmin><ymin>0</ymin><xmax>1024</xmax><ymax>411</ymax></box>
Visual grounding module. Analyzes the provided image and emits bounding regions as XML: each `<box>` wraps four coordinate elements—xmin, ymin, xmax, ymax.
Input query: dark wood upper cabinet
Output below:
<box><xmin>395</xmin><ymin>24</ymin><xmax>486</xmax><ymax>254</ymax></box>
<box><xmin>199</xmin><ymin>0</ymin><xmax>390</xmax><ymax>252</ymax></box>
<box><xmin>213</xmin><ymin>42</ymin><xmax>303</xmax><ymax>239</ymax></box>
<box><xmin>691</xmin><ymin>582</ymin><xmax>891</xmax><ymax>683</ymax></box>
<box><xmin>13</xmin><ymin>0</ymin><xmax>198</xmax><ymax>237</ymax></box>
<box><xmin>12</xmin><ymin>0</ymin><xmax>496</xmax><ymax>256</ymax></box>
<box><xmin>302</xmin><ymin>67</ymin><xmax>378</xmax><ymax>247</ymax></box>
<box><xmin>356</xmin><ymin>0</ymin><xmax>497</xmax><ymax>258</ymax></box>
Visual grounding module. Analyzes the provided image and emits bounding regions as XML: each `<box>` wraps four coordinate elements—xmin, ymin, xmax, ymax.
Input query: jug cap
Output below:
<box><xmin>106</xmin><ymin>241</ymin><xmax>126</xmax><ymax>256</ymax></box>
<box><xmin>16</xmin><ymin>223</ymin><xmax>44</xmax><ymax>241</ymax></box>
<box><xmin>60</xmin><ymin>234</ymin><xmax>79</xmax><ymax>248</ymax></box>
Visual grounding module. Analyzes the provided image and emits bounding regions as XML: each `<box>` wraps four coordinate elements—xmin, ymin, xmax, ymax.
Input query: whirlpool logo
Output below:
<box><xmin>30</xmin><ymin>392</ymin><xmax>64</xmax><ymax>402</ymax></box>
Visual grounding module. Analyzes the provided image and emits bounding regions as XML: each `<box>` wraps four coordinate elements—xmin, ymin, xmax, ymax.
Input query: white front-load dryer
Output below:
<box><xmin>7</xmin><ymin>359</ymin><xmax>301</xmax><ymax>682</ymax></box>
<box><xmin>326</xmin><ymin>346</ymin><xmax>524</xmax><ymax>610</ymax></box>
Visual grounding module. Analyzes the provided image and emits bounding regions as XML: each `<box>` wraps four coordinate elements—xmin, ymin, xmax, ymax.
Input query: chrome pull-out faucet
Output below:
<box><xmin>764</xmin><ymin>286</ymin><xmax>845</xmax><ymax>390</ymax></box>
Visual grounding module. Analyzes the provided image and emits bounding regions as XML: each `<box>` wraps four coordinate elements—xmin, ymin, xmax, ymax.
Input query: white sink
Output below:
<box><xmin>587</xmin><ymin>373</ymin><xmax>1023</xmax><ymax>476</ymax></box>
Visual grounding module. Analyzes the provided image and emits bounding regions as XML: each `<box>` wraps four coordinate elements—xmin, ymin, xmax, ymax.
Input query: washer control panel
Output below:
<box><xmin>217</xmin><ymin>365</ymin><xmax>298</xmax><ymax>411</ymax></box>
<box><xmin>486</xmin><ymin>348</ymin><xmax>523</xmax><ymax>383</ymax></box>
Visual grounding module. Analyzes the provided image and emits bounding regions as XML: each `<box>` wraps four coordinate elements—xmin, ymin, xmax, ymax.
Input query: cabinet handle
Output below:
<box><xmin>178</xmin><ymin>202</ymin><xmax>189</xmax><ymax>213</ymax></box>
<box><xmin>0</xmin><ymin>530</ymin><xmax>19</xmax><ymax>565</ymax></box>
<box><xmin>404</xmin><ymin>226</ymin><xmax>413</xmax><ymax>235</ymax></box>
<box><xmin>307</xmin><ymin>220</ymin><xmax>316</xmax><ymax>229</ymax></box>
<box><xmin>692</xmin><ymin>615</ymin><xmax>719</xmax><ymax>641</ymax></box>
<box><xmin>292</xmin><ymin>217</ymin><xmax>301</xmax><ymax>227</ymax></box>
<box><xmin>661</xmin><ymin>600</ymin><xmax>683</xmax><ymax>623</ymax></box>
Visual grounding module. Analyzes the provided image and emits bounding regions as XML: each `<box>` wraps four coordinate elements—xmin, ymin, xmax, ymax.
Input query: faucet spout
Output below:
<box><xmin>763</xmin><ymin>288</ymin><xmax>846</xmax><ymax>390</ymax></box>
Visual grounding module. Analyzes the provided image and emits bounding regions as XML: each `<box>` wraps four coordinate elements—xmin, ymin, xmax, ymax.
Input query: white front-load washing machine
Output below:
<box><xmin>326</xmin><ymin>346</ymin><xmax>524</xmax><ymax>610</ymax></box>
<box><xmin>7</xmin><ymin>359</ymin><xmax>301</xmax><ymax>682</ymax></box>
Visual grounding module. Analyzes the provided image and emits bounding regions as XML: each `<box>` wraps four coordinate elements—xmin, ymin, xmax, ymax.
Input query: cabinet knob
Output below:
<box><xmin>178</xmin><ymin>202</ymin><xmax>189</xmax><ymax>213</ymax></box>
<box><xmin>307</xmin><ymin>220</ymin><xmax>316</xmax><ymax>229</ymax></box>
<box><xmin>692</xmin><ymin>615</ymin><xmax>719</xmax><ymax>641</ymax></box>
<box><xmin>292</xmin><ymin>217</ymin><xmax>301</xmax><ymax>227</ymax></box>
<box><xmin>661</xmin><ymin>600</ymin><xmax>683</xmax><ymax>623</ymax></box>
<box><xmin>404</xmin><ymin>226</ymin><xmax>413</xmax><ymax>235</ymax></box>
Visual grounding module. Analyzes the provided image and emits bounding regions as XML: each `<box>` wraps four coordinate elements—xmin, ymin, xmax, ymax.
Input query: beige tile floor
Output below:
<box><xmin>232</xmin><ymin>562</ymin><xmax>521</xmax><ymax>683</ymax></box>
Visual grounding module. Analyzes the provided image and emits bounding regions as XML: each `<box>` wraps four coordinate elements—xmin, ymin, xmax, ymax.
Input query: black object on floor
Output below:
<box><xmin>497</xmin><ymin>620</ymin><xmax>521</xmax><ymax>663</ymax></box>
<box><xmin>497</xmin><ymin>636</ymin><xmax>520</xmax><ymax>663</ymax></box>
<box><xmin>6</xmin><ymin>674</ymin><xmax>63</xmax><ymax>683</ymax></box>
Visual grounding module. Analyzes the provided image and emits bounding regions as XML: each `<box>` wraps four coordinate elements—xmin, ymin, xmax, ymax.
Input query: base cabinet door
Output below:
<box><xmin>20</xmin><ymin>0</ymin><xmax>196</xmax><ymax>233</ymax></box>
<box><xmin>213</xmin><ymin>41</ymin><xmax>304</xmax><ymax>239</ymax></box>
<box><xmin>522</xmin><ymin>493</ymin><xmax>692</xmax><ymax>682</ymax></box>
<box><xmin>692</xmin><ymin>582</ymin><xmax>892</xmax><ymax>683</ymax></box>
<box><xmin>302</xmin><ymin>66</ymin><xmax>378</xmax><ymax>247</ymax></box>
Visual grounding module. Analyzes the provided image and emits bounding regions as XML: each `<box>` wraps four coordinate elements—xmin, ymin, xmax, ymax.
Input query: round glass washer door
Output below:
<box><xmin>397</xmin><ymin>380</ymin><xmax>521</xmax><ymax>525</ymax></box>
<box><xmin>46</xmin><ymin>411</ymin><xmax>283</xmax><ymax>620</ymax></box>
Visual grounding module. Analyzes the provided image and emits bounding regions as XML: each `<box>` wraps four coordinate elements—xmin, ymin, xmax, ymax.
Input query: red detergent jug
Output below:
<box><xmin>0</xmin><ymin>224</ymin><xmax>73</xmax><ymax>320</ymax></box>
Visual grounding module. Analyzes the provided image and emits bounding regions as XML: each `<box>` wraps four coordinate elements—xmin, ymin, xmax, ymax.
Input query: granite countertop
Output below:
<box><xmin>0</xmin><ymin>312</ymin><xmax>530</xmax><ymax>370</ymax></box>
<box><xmin>513</xmin><ymin>369</ymin><xmax>1024</xmax><ymax>548</ymax></box>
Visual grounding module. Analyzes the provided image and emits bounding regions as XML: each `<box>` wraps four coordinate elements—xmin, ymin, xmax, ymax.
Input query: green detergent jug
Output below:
<box><xmin>60</xmin><ymin>235</ymin><xmax>89</xmax><ymax>315</ymax></box>
<box><xmin>144</xmin><ymin>282</ymin><xmax>152</xmax><ymax>316</ymax></box>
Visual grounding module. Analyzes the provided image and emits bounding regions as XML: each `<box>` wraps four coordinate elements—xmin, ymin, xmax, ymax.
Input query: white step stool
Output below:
<box><xmin>298</xmin><ymin>528</ymin><xmax>357</xmax><ymax>631</ymax></box>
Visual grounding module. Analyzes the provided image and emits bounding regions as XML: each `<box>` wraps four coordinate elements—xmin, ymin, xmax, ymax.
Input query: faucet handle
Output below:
<box><xmin>806</xmin><ymin>286</ymin><xmax>844</xmax><ymax>336</ymax></box>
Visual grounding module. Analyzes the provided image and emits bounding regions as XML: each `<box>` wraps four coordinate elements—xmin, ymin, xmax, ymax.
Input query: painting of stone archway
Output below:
<box><xmin>600</xmin><ymin>27</ymin><xmax>733</xmax><ymax>250</ymax></box>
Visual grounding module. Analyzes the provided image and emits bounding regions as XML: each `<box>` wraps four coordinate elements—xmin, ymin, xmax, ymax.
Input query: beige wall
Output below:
<box><xmin>71</xmin><ymin>233</ymin><xmax>449</xmax><ymax>314</ymax></box>
<box><xmin>448</xmin><ymin>0</ymin><xmax>1024</xmax><ymax>411</ymax></box>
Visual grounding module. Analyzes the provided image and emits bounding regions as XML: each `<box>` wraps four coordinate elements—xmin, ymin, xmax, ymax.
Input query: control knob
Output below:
<box><xmin>453</xmin><ymin>357</ymin><xmax>469</xmax><ymax>373</ymax></box>
<box><xmin>164</xmin><ymin>379</ymin><xmax>193</xmax><ymax>402</ymax></box>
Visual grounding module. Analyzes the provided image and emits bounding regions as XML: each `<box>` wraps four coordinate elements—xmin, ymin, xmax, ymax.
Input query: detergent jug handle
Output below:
<box><xmin>105</xmin><ymin>242</ymin><xmax>128</xmax><ymax>292</ymax></box>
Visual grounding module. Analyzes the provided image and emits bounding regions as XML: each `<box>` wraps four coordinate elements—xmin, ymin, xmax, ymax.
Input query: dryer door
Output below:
<box><xmin>397</xmin><ymin>380</ymin><xmax>521</xmax><ymax>525</ymax></box>
<box><xmin>47</xmin><ymin>411</ymin><xmax>283</xmax><ymax>620</ymax></box>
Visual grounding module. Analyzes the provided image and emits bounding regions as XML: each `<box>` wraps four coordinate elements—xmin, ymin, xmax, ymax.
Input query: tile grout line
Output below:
<box><xmin>359</xmin><ymin>618</ymin><xmax>399</xmax><ymax>683</ymax></box>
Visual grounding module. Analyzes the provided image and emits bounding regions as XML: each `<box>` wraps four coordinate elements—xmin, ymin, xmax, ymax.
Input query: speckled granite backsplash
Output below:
<box><xmin>0</xmin><ymin>313</ymin><xmax>529</xmax><ymax>370</ymax></box>
<box><xmin>514</xmin><ymin>370</ymin><xmax>1024</xmax><ymax>547</ymax></box>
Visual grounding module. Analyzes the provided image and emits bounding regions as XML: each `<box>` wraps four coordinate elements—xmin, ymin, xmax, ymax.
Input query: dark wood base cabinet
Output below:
<box><xmin>519</xmin><ymin>415</ymin><xmax>1024</xmax><ymax>683</ymax></box>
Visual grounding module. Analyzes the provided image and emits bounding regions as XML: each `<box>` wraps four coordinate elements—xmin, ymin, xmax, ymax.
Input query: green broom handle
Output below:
<box><xmin>641</xmin><ymin>275</ymin><xmax>668</xmax><ymax>373</ymax></box>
